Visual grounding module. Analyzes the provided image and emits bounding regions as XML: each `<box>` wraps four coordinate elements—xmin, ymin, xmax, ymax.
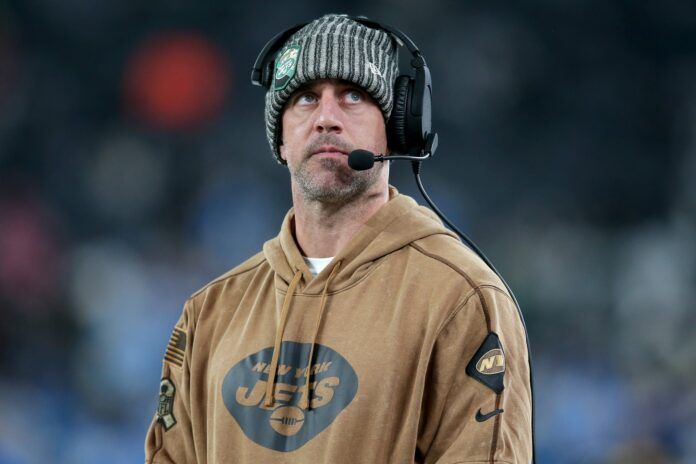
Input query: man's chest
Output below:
<box><xmin>206</xmin><ymin>283</ymin><xmax>440</xmax><ymax>384</ymax></box>
<box><xmin>194</xmin><ymin>283</ymin><xmax>443</xmax><ymax>453</ymax></box>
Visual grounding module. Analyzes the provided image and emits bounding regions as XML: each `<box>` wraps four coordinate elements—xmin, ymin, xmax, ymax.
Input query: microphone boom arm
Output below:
<box><xmin>374</xmin><ymin>153</ymin><xmax>430</xmax><ymax>162</ymax></box>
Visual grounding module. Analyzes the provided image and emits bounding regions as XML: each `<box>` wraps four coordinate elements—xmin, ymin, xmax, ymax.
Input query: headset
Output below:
<box><xmin>251</xmin><ymin>16</ymin><xmax>536</xmax><ymax>463</ymax></box>
<box><xmin>251</xmin><ymin>15</ymin><xmax>434</xmax><ymax>157</ymax></box>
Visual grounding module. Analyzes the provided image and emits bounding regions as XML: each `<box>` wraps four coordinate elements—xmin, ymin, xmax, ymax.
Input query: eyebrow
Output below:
<box><xmin>291</xmin><ymin>83</ymin><xmax>313</xmax><ymax>96</ymax></box>
<box><xmin>291</xmin><ymin>79</ymin><xmax>354</xmax><ymax>95</ymax></box>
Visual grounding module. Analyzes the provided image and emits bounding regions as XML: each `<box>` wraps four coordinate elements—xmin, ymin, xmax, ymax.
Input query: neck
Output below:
<box><xmin>291</xmin><ymin>183</ymin><xmax>390</xmax><ymax>258</ymax></box>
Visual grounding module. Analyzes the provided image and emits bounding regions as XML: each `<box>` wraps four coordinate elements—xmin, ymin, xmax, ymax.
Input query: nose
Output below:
<box><xmin>314</xmin><ymin>92</ymin><xmax>343</xmax><ymax>135</ymax></box>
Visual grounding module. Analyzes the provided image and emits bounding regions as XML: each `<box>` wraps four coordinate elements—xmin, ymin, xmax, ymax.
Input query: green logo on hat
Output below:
<box><xmin>273</xmin><ymin>45</ymin><xmax>301</xmax><ymax>91</ymax></box>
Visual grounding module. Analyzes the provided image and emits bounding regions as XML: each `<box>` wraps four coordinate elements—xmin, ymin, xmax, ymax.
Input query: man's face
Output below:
<box><xmin>279</xmin><ymin>78</ymin><xmax>388</xmax><ymax>204</ymax></box>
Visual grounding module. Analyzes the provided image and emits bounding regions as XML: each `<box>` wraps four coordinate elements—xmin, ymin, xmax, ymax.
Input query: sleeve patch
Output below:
<box><xmin>465</xmin><ymin>332</ymin><xmax>505</xmax><ymax>394</ymax></box>
<box><xmin>157</xmin><ymin>378</ymin><xmax>177</xmax><ymax>431</ymax></box>
<box><xmin>164</xmin><ymin>328</ymin><xmax>186</xmax><ymax>367</ymax></box>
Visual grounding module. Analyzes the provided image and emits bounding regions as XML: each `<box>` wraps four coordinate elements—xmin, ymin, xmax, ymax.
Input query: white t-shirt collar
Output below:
<box><xmin>303</xmin><ymin>256</ymin><xmax>334</xmax><ymax>277</ymax></box>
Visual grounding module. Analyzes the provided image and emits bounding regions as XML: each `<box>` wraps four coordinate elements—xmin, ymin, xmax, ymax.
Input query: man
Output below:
<box><xmin>145</xmin><ymin>14</ymin><xmax>532</xmax><ymax>463</ymax></box>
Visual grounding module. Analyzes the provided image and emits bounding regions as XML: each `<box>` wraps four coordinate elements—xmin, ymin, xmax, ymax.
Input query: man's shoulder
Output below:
<box><xmin>190</xmin><ymin>251</ymin><xmax>267</xmax><ymax>299</ymax></box>
<box><xmin>408</xmin><ymin>233</ymin><xmax>505</xmax><ymax>291</ymax></box>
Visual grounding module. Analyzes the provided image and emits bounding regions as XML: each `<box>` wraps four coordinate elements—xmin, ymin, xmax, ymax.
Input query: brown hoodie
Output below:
<box><xmin>145</xmin><ymin>187</ymin><xmax>532</xmax><ymax>463</ymax></box>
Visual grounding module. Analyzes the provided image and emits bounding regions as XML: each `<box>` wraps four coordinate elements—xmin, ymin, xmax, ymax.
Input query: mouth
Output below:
<box><xmin>312</xmin><ymin>146</ymin><xmax>348</xmax><ymax>158</ymax></box>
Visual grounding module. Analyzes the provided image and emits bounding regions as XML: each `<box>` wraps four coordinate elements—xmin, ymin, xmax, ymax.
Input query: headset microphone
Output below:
<box><xmin>347</xmin><ymin>150</ymin><xmax>375</xmax><ymax>171</ymax></box>
<box><xmin>348</xmin><ymin>131</ymin><xmax>438</xmax><ymax>170</ymax></box>
<box><xmin>347</xmin><ymin>150</ymin><xmax>432</xmax><ymax>171</ymax></box>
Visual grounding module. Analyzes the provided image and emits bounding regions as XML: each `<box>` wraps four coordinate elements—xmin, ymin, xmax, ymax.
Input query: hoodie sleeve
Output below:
<box><xmin>144</xmin><ymin>299</ymin><xmax>198</xmax><ymax>464</ymax></box>
<box><xmin>417</xmin><ymin>285</ymin><xmax>533</xmax><ymax>464</ymax></box>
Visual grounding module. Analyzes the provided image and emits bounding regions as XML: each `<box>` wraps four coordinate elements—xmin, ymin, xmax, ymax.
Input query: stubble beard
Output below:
<box><xmin>289</xmin><ymin>135</ymin><xmax>382</xmax><ymax>205</ymax></box>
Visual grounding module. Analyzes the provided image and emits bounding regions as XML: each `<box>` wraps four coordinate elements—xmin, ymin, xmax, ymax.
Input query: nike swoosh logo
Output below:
<box><xmin>475</xmin><ymin>408</ymin><xmax>504</xmax><ymax>422</ymax></box>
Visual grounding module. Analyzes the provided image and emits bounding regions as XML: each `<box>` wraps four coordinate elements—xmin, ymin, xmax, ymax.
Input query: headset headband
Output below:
<box><xmin>250</xmin><ymin>15</ymin><xmax>427</xmax><ymax>88</ymax></box>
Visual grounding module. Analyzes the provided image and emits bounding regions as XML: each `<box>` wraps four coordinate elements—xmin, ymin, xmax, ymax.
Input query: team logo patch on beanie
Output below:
<box><xmin>274</xmin><ymin>45</ymin><xmax>301</xmax><ymax>91</ymax></box>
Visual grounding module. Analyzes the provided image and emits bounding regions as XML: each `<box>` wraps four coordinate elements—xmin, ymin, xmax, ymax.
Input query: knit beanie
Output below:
<box><xmin>264</xmin><ymin>14</ymin><xmax>399</xmax><ymax>164</ymax></box>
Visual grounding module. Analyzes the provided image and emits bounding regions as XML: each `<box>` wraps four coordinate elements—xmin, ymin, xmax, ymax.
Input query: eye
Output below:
<box><xmin>295</xmin><ymin>92</ymin><xmax>317</xmax><ymax>106</ymax></box>
<box><xmin>345</xmin><ymin>89</ymin><xmax>364</xmax><ymax>104</ymax></box>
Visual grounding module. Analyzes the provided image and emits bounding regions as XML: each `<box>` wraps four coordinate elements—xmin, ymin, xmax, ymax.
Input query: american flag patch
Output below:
<box><xmin>164</xmin><ymin>328</ymin><xmax>186</xmax><ymax>367</ymax></box>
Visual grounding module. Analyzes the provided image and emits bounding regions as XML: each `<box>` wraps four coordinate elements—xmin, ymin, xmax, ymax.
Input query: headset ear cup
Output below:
<box><xmin>387</xmin><ymin>75</ymin><xmax>412</xmax><ymax>154</ymax></box>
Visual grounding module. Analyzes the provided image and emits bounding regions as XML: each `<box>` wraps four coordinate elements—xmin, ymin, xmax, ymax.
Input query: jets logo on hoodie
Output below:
<box><xmin>222</xmin><ymin>341</ymin><xmax>358</xmax><ymax>451</ymax></box>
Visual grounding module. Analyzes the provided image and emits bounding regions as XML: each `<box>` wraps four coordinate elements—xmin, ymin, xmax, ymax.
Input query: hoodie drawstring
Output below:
<box><xmin>300</xmin><ymin>260</ymin><xmax>342</xmax><ymax>410</ymax></box>
<box><xmin>265</xmin><ymin>269</ymin><xmax>303</xmax><ymax>407</ymax></box>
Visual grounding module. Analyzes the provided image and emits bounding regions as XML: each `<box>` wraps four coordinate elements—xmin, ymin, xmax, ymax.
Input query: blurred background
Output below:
<box><xmin>0</xmin><ymin>0</ymin><xmax>695</xmax><ymax>462</ymax></box>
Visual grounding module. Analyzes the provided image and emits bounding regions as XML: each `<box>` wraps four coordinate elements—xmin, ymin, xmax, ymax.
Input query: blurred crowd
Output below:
<box><xmin>0</xmin><ymin>0</ymin><xmax>695</xmax><ymax>463</ymax></box>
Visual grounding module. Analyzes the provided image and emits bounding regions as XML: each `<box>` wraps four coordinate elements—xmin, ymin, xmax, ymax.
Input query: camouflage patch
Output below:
<box><xmin>157</xmin><ymin>378</ymin><xmax>177</xmax><ymax>431</ymax></box>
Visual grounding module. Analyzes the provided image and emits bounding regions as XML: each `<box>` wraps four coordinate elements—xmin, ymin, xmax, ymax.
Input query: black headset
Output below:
<box><xmin>250</xmin><ymin>15</ymin><xmax>434</xmax><ymax>156</ymax></box>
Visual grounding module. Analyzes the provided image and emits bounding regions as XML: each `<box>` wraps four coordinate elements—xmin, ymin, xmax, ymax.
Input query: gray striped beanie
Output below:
<box><xmin>264</xmin><ymin>14</ymin><xmax>399</xmax><ymax>164</ymax></box>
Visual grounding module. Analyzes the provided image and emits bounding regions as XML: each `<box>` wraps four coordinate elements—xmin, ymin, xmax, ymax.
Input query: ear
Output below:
<box><xmin>279</xmin><ymin>142</ymin><xmax>287</xmax><ymax>162</ymax></box>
